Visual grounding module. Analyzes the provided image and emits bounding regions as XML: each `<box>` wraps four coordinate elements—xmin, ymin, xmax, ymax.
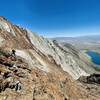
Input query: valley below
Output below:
<box><xmin>53</xmin><ymin>36</ymin><xmax>100</xmax><ymax>68</ymax></box>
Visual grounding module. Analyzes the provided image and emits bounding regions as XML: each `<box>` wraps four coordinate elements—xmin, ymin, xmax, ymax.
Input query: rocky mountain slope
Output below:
<box><xmin>0</xmin><ymin>16</ymin><xmax>100</xmax><ymax>100</ymax></box>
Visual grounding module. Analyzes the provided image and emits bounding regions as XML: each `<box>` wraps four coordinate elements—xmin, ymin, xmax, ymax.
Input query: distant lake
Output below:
<box><xmin>86</xmin><ymin>51</ymin><xmax>100</xmax><ymax>65</ymax></box>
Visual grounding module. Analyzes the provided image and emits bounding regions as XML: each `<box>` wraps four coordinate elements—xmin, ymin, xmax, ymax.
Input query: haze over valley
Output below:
<box><xmin>53</xmin><ymin>35</ymin><xmax>100</xmax><ymax>51</ymax></box>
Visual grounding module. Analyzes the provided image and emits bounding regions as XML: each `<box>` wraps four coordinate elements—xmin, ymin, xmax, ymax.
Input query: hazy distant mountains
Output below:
<box><xmin>53</xmin><ymin>35</ymin><xmax>100</xmax><ymax>43</ymax></box>
<box><xmin>52</xmin><ymin>35</ymin><xmax>100</xmax><ymax>50</ymax></box>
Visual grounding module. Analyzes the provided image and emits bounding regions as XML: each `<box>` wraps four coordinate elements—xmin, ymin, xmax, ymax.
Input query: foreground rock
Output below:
<box><xmin>0</xmin><ymin>49</ymin><xmax>99</xmax><ymax>100</ymax></box>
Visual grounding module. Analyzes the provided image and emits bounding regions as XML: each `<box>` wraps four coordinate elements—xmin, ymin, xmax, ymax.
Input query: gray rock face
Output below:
<box><xmin>0</xmin><ymin>16</ymin><xmax>97</xmax><ymax>80</ymax></box>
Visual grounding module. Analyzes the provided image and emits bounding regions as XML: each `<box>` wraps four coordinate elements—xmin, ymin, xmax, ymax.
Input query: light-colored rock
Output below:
<box><xmin>0</xmin><ymin>16</ymin><xmax>99</xmax><ymax>100</ymax></box>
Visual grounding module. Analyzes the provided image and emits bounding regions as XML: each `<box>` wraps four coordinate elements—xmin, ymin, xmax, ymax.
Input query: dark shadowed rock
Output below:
<box><xmin>78</xmin><ymin>73</ymin><xmax>100</xmax><ymax>84</ymax></box>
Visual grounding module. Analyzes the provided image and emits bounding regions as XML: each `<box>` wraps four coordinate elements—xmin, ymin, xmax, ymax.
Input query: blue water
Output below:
<box><xmin>86</xmin><ymin>51</ymin><xmax>100</xmax><ymax>65</ymax></box>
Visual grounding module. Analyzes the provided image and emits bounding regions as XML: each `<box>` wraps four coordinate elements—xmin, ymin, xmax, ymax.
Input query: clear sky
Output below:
<box><xmin>0</xmin><ymin>0</ymin><xmax>100</xmax><ymax>37</ymax></box>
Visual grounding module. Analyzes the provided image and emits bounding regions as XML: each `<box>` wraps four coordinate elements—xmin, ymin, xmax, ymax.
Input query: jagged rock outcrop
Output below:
<box><xmin>79</xmin><ymin>73</ymin><xmax>100</xmax><ymax>84</ymax></box>
<box><xmin>0</xmin><ymin>16</ymin><xmax>99</xmax><ymax>100</ymax></box>
<box><xmin>0</xmin><ymin>16</ymin><xmax>96</xmax><ymax>79</ymax></box>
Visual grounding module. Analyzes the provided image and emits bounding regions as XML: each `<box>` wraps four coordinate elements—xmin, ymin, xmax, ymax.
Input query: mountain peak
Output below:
<box><xmin>0</xmin><ymin>16</ymin><xmax>9</xmax><ymax>23</ymax></box>
<box><xmin>0</xmin><ymin>16</ymin><xmax>7</xmax><ymax>20</ymax></box>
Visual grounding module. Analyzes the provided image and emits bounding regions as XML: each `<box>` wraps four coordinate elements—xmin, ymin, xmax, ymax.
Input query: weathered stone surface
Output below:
<box><xmin>0</xmin><ymin>16</ymin><xmax>99</xmax><ymax>100</ymax></box>
<box><xmin>79</xmin><ymin>73</ymin><xmax>100</xmax><ymax>84</ymax></box>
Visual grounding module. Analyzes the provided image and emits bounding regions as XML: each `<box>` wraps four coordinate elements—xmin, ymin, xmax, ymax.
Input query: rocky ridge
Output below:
<box><xmin>0</xmin><ymin>16</ymin><xmax>96</xmax><ymax>79</ymax></box>
<box><xmin>0</xmin><ymin>16</ymin><xmax>99</xmax><ymax>100</ymax></box>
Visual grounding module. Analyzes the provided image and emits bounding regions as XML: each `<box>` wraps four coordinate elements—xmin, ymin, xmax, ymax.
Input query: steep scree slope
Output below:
<box><xmin>0</xmin><ymin>16</ymin><xmax>99</xmax><ymax>100</ymax></box>
<box><xmin>0</xmin><ymin>16</ymin><xmax>96</xmax><ymax>79</ymax></box>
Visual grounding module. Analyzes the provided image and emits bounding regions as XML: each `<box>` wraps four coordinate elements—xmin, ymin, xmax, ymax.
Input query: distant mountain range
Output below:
<box><xmin>52</xmin><ymin>35</ymin><xmax>100</xmax><ymax>43</ymax></box>
<box><xmin>52</xmin><ymin>35</ymin><xmax>100</xmax><ymax>50</ymax></box>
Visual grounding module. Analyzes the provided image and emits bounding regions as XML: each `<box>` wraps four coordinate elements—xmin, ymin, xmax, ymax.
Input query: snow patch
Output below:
<box><xmin>16</xmin><ymin>50</ymin><xmax>32</xmax><ymax>61</ymax></box>
<box><xmin>30</xmin><ymin>50</ymin><xmax>49</xmax><ymax>72</ymax></box>
<box><xmin>15</xmin><ymin>50</ymin><xmax>49</xmax><ymax>72</ymax></box>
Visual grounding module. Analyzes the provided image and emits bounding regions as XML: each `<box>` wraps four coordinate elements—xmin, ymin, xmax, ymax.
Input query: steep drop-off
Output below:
<box><xmin>0</xmin><ymin>16</ymin><xmax>99</xmax><ymax>100</ymax></box>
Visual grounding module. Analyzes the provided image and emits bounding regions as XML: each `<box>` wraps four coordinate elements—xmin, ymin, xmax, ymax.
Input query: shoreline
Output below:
<box><xmin>81</xmin><ymin>50</ymin><xmax>100</xmax><ymax>70</ymax></box>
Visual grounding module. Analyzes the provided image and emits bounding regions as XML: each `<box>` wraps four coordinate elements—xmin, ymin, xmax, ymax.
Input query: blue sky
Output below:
<box><xmin>0</xmin><ymin>0</ymin><xmax>100</xmax><ymax>37</ymax></box>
